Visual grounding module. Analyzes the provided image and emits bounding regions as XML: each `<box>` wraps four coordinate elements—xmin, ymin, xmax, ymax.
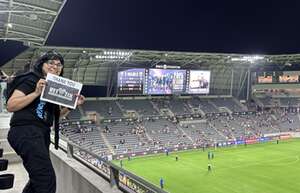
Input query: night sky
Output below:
<box><xmin>1</xmin><ymin>0</ymin><xmax>300</xmax><ymax>65</ymax></box>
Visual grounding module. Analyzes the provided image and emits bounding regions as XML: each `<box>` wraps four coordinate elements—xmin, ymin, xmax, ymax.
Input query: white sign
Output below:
<box><xmin>40</xmin><ymin>74</ymin><xmax>83</xmax><ymax>109</ymax></box>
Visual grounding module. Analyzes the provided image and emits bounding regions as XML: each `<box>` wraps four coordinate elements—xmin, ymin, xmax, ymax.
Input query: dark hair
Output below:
<box><xmin>34</xmin><ymin>50</ymin><xmax>64</xmax><ymax>76</ymax></box>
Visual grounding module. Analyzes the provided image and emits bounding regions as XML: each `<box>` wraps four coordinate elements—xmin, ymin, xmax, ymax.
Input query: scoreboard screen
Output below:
<box><xmin>279</xmin><ymin>75</ymin><xmax>299</xmax><ymax>83</ymax></box>
<box><xmin>279</xmin><ymin>71</ymin><xmax>299</xmax><ymax>83</ymax></box>
<box><xmin>186</xmin><ymin>70</ymin><xmax>210</xmax><ymax>94</ymax></box>
<box><xmin>145</xmin><ymin>69</ymin><xmax>186</xmax><ymax>95</ymax></box>
<box><xmin>117</xmin><ymin>68</ymin><xmax>145</xmax><ymax>95</ymax></box>
<box><xmin>117</xmin><ymin>68</ymin><xmax>212</xmax><ymax>95</ymax></box>
<box><xmin>254</xmin><ymin>71</ymin><xmax>300</xmax><ymax>84</ymax></box>
<box><xmin>257</xmin><ymin>75</ymin><xmax>273</xmax><ymax>83</ymax></box>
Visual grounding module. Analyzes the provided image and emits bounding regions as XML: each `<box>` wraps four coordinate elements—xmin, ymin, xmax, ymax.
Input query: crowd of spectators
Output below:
<box><xmin>61</xmin><ymin>103</ymin><xmax>300</xmax><ymax>159</ymax></box>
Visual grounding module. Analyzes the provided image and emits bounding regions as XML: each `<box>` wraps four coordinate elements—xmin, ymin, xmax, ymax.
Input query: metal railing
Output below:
<box><xmin>64</xmin><ymin>140</ymin><xmax>168</xmax><ymax>193</ymax></box>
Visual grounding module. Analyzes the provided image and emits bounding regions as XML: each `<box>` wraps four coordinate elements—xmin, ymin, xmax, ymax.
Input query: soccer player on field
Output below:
<box><xmin>208</xmin><ymin>163</ymin><xmax>212</xmax><ymax>172</ymax></box>
<box><xmin>160</xmin><ymin>177</ymin><xmax>164</xmax><ymax>189</ymax></box>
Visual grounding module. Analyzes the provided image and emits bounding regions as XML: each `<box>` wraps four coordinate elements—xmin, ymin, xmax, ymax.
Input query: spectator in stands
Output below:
<box><xmin>120</xmin><ymin>139</ymin><xmax>125</xmax><ymax>144</ymax></box>
<box><xmin>104</xmin><ymin>125</ymin><xmax>110</xmax><ymax>133</ymax></box>
<box><xmin>6</xmin><ymin>50</ymin><xmax>85</xmax><ymax>193</ymax></box>
<box><xmin>108</xmin><ymin>106</ymin><xmax>112</xmax><ymax>115</ymax></box>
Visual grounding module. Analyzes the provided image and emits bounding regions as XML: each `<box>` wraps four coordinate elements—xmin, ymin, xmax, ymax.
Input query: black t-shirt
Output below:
<box><xmin>10</xmin><ymin>73</ymin><xmax>56</xmax><ymax>130</ymax></box>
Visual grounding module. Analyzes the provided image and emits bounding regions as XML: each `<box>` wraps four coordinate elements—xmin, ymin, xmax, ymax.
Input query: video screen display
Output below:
<box><xmin>279</xmin><ymin>75</ymin><xmax>299</xmax><ymax>83</ymax></box>
<box><xmin>117</xmin><ymin>68</ymin><xmax>145</xmax><ymax>95</ymax></box>
<box><xmin>254</xmin><ymin>71</ymin><xmax>300</xmax><ymax>84</ymax></box>
<box><xmin>257</xmin><ymin>75</ymin><xmax>273</xmax><ymax>83</ymax></box>
<box><xmin>146</xmin><ymin>69</ymin><xmax>186</xmax><ymax>95</ymax></box>
<box><xmin>186</xmin><ymin>70</ymin><xmax>210</xmax><ymax>94</ymax></box>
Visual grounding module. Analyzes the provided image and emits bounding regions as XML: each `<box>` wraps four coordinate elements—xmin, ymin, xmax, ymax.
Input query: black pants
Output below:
<box><xmin>7</xmin><ymin>125</ymin><xmax>56</xmax><ymax>193</ymax></box>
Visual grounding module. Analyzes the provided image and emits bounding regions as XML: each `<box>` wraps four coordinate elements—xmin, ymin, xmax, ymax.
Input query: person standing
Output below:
<box><xmin>208</xmin><ymin>163</ymin><xmax>212</xmax><ymax>172</ymax></box>
<box><xmin>160</xmin><ymin>177</ymin><xmax>164</xmax><ymax>189</ymax></box>
<box><xmin>6</xmin><ymin>50</ymin><xmax>85</xmax><ymax>193</ymax></box>
<box><xmin>166</xmin><ymin>148</ymin><xmax>169</xmax><ymax>156</ymax></box>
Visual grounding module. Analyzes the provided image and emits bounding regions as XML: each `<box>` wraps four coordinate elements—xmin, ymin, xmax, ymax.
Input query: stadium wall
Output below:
<box><xmin>291</xmin><ymin>132</ymin><xmax>300</xmax><ymax>138</ymax></box>
<box><xmin>50</xmin><ymin>146</ymin><xmax>122</xmax><ymax>193</ymax></box>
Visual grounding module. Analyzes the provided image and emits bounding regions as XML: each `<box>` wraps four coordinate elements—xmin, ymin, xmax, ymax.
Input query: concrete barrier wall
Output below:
<box><xmin>50</xmin><ymin>147</ymin><xmax>122</xmax><ymax>193</ymax></box>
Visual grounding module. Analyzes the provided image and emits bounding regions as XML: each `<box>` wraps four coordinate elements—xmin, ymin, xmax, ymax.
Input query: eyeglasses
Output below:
<box><xmin>46</xmin><ymin>60</ymin><xmax>63</xmax><ymax>68</ymax></box>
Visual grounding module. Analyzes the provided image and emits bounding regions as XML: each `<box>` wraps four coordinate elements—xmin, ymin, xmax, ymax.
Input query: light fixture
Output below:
<box><xmin>29</xmin><ymin>14</ymin><xmax>38</xmax><ymax>20</ymax></box>
<box><xmin>231</xmin><ymin>55</ymin><xmax>264</xmax><ymax>63</ymax></box>
<box><xmin>95</xmin><ymin>50</ymin><xmax>132</xmax><ymax>60</ymax></box>
<box><xmin>6</xmin><ymin>23</ymin><xmax>12</xmax><ymax>28</ymax></box>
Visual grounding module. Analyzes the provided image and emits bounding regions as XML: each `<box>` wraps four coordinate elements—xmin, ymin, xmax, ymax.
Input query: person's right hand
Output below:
<box><xmin>35</xmin><ymin>79</ymin><xmax>47</xmax><ymax>95</ymax></box>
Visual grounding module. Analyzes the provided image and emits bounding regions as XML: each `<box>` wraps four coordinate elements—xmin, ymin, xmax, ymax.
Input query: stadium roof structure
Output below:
<box><xmin>0</xmin><ymin>0</ymin><xmax>67</xmax><ymax>46</ymax></box>
<box><xmin>2</xmin><ymin>46</ymin><xmax>300</xmax><ymax>86</ymax></box>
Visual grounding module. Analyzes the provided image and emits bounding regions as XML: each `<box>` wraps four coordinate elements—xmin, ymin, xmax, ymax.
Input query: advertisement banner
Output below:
<box><xmin>258</xmin><ymin>137</ymin><xmax>270</xmax><ymax>142</ymax></box>
<box><xmin>245</xmin><ymin>139</ymin><xmax>258</xmax><ymax>144</ymax></box>
<box><xmin>280</xmin><ymin>135</ymin><xmax>291</xmax><ymax>140</ymax></box>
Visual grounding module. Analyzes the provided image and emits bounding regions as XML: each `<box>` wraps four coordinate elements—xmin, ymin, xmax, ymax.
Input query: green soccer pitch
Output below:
<box><xmin>114</xmin><ymin>139</ymin><xmax>300</xmax><ymax>193</ymax></box>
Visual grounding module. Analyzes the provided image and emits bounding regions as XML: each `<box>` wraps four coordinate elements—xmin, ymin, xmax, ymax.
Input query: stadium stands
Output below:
<box><xmin>197</xmin><ymin>98</ymin><xmax>219</xmax><ymax>113</ymax></box>
<box><xmin>181</xmin><ymin>122</ymin><xmax>226</xmax><ymax>144</ymax></box>
<box><xmin>67</xmin><ymin>108</ymin><xmax>82</xmax><ymax>120</ymax></box>
<box><xmin>61</xmin><ymin>124</ymin><xmax>110</xmax><ymax>157</ymax></box>
<box><xmin>118</xmin><ymin>99</ymin><xmax>158</xmax><ymax>116</ymax></box>
<box><xmin>101</xmin><ymin>121</ymin><xmax>150</xmax><ymax>154</ymax></box>
<box><xmin>168</xmin><ymin>99</ymin><xmax>192</xmax><ymax>115</ymax></box>
<box><xmin>82</xmin><ymin>100</ymin><xmax>123</xmax><ymax>118</ymax></box>
<box><xmin>61</xmin><ymin>97</ymin><xmax>300</xmax><ymax>158</ymax></box>
<box><xmin>280</xmin><ymin>98</ymin><xmax>300</xmax><ymax>107</ymax></box>
<box><xmin>142</xmin><ymin>118</ymin><xmax>192</xmax><ymax>148</ymax></box>
<box><xmin>211</xmin><ymin>97</ymin><xmax>246</xmax><ymax>112</ymax></box>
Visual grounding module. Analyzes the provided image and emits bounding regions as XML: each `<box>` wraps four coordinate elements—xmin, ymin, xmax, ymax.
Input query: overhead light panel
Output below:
<box><xmin>95</xmin><ymin>50</ymin><xmax>132</xmax><ymax>60</ymax></box>
<box><xmin>231</xmin><ymin>55</ymin><xmax>264</xmax><ymax>63</ymax></box>
<box><xmin>29</xmin><ymin>14</ymin><xmax>38</xmax><ymax>20</ymax></box>
<box><xmin>5</xmin><ymin>23</ymin><xmax>13</xmax><ymax>28</ymax></box>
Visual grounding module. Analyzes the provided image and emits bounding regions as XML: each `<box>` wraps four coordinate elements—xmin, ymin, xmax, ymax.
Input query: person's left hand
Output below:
<box><xmin>76</xmin><ymin>94</ymin><xmax>85</xmax><ymax>106</ymax></box>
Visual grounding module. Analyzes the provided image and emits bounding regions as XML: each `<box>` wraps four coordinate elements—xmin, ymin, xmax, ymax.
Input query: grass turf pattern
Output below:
<box><xmin>115</xmin><ymin>139</ymin><xmax>300</xmax><ymax>193</ymax></box>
